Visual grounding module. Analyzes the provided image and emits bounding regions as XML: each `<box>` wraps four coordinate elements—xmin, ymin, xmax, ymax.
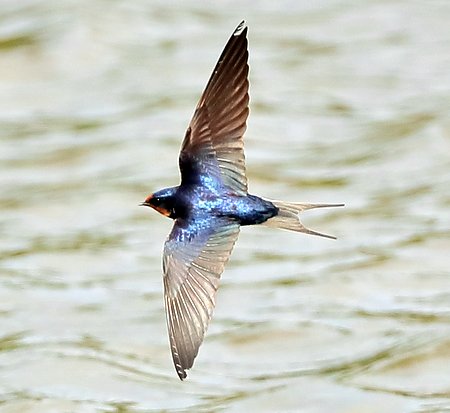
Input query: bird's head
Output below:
<box><xmin>140</xmin><ymin>187</ymin><xmax>177</xmax><ymax>218</ymax></box>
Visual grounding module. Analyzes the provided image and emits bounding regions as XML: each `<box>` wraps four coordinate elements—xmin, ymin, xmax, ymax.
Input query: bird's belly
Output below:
<box><xmin>216</xmin><ymin>194</ymin><xmax>278</xmax><ymax>226</ymax></box>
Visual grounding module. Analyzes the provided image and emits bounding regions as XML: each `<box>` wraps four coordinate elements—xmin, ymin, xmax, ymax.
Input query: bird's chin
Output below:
<box><xmin>139</xmin><ymin>202</ymin><xmax>169</xmax><ymax>215</ymax></box>
<box><xmin>153</xmin><ymin>206</ymin><xmax>171</xmax><ymax>217</ymax></box>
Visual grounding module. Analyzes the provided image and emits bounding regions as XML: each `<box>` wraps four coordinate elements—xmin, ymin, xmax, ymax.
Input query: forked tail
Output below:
<box><xmin>263</xmin><ymin>200</ymin><xmax>344</xmax><ymax>239</ymax></box>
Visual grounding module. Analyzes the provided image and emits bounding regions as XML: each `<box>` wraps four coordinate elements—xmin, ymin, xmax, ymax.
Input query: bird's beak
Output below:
<box><xmin>140</xmin><ymin>194</ymin><xmax>153</xmax><ymax>207</ymax></box>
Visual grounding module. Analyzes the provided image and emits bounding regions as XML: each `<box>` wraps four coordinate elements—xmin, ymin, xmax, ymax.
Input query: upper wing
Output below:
<box><xmin>179</xmin><ymin>21</ymin><xmax>249</xmax><ymax>195</ymax></box>
<box><xmin>163</xmin><ymin>217</ymin><xmax>240</xmax><ymax>380</ymax></box>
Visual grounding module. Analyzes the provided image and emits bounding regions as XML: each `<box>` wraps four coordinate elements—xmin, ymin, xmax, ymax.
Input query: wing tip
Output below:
<box><xmin>234</xmin><ymin>20</ymin><xmax>247</xmax><ymax>37</ymax></box>
<box><xmin>177</xmin><ymin>366</ymin><xmax>188</xmax><ymax>381</ymax></box>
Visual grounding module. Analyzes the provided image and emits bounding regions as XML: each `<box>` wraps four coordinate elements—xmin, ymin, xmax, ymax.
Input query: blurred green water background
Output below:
<box><xmin>0</xmin><ymin>1</ymin><xmax>449</xmax><ymax>412</ymax></box>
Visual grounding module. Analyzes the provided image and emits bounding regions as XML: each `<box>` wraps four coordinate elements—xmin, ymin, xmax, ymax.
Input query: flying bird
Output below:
<box><xmin>141</xmin><ymin>21</ymin><xmax>343</xmax><ymax>380</ymax></box>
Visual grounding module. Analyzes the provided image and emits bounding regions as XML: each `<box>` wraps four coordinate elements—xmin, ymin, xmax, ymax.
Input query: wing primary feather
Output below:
<box><xmin>166</xmin><ymin>296</ymin><xmax>187</xmax><ymax>380</ymax></box>
<box><xmin>200</xmin><ymin>26</ymin><xmax>248</xmax><ymax>105</ymax></box>
<box><xmin>173</xmin><ymin>297</ymin><xmax>191</xmax><ymax>369</ymax></box>
<box><xmin>203</xmin><ymin>42</ymin><xmax>248</xmax><ymax>105</ymax></box>
<box><xmin>180</xmin><ymin>283</ymin><xmax>203</xmax><ymax>330</ymax></box>
<box><xmin>177</xmin><ymin>289</ymin><xmax>198</xmax><ymax>360</ymax></box>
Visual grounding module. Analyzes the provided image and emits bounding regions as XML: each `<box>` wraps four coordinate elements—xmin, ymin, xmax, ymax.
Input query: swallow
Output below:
<box><xmin>141</xmin><ymin>21</ymin><xmax>343</xmax><ymax>380</ymax></box>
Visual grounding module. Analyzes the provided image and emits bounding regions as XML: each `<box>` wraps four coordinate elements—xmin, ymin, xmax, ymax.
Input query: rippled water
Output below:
<box><xmin>1</xmin><ymin>1</ymin><xmax>449</xmax><ymax>412</ymax></box>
